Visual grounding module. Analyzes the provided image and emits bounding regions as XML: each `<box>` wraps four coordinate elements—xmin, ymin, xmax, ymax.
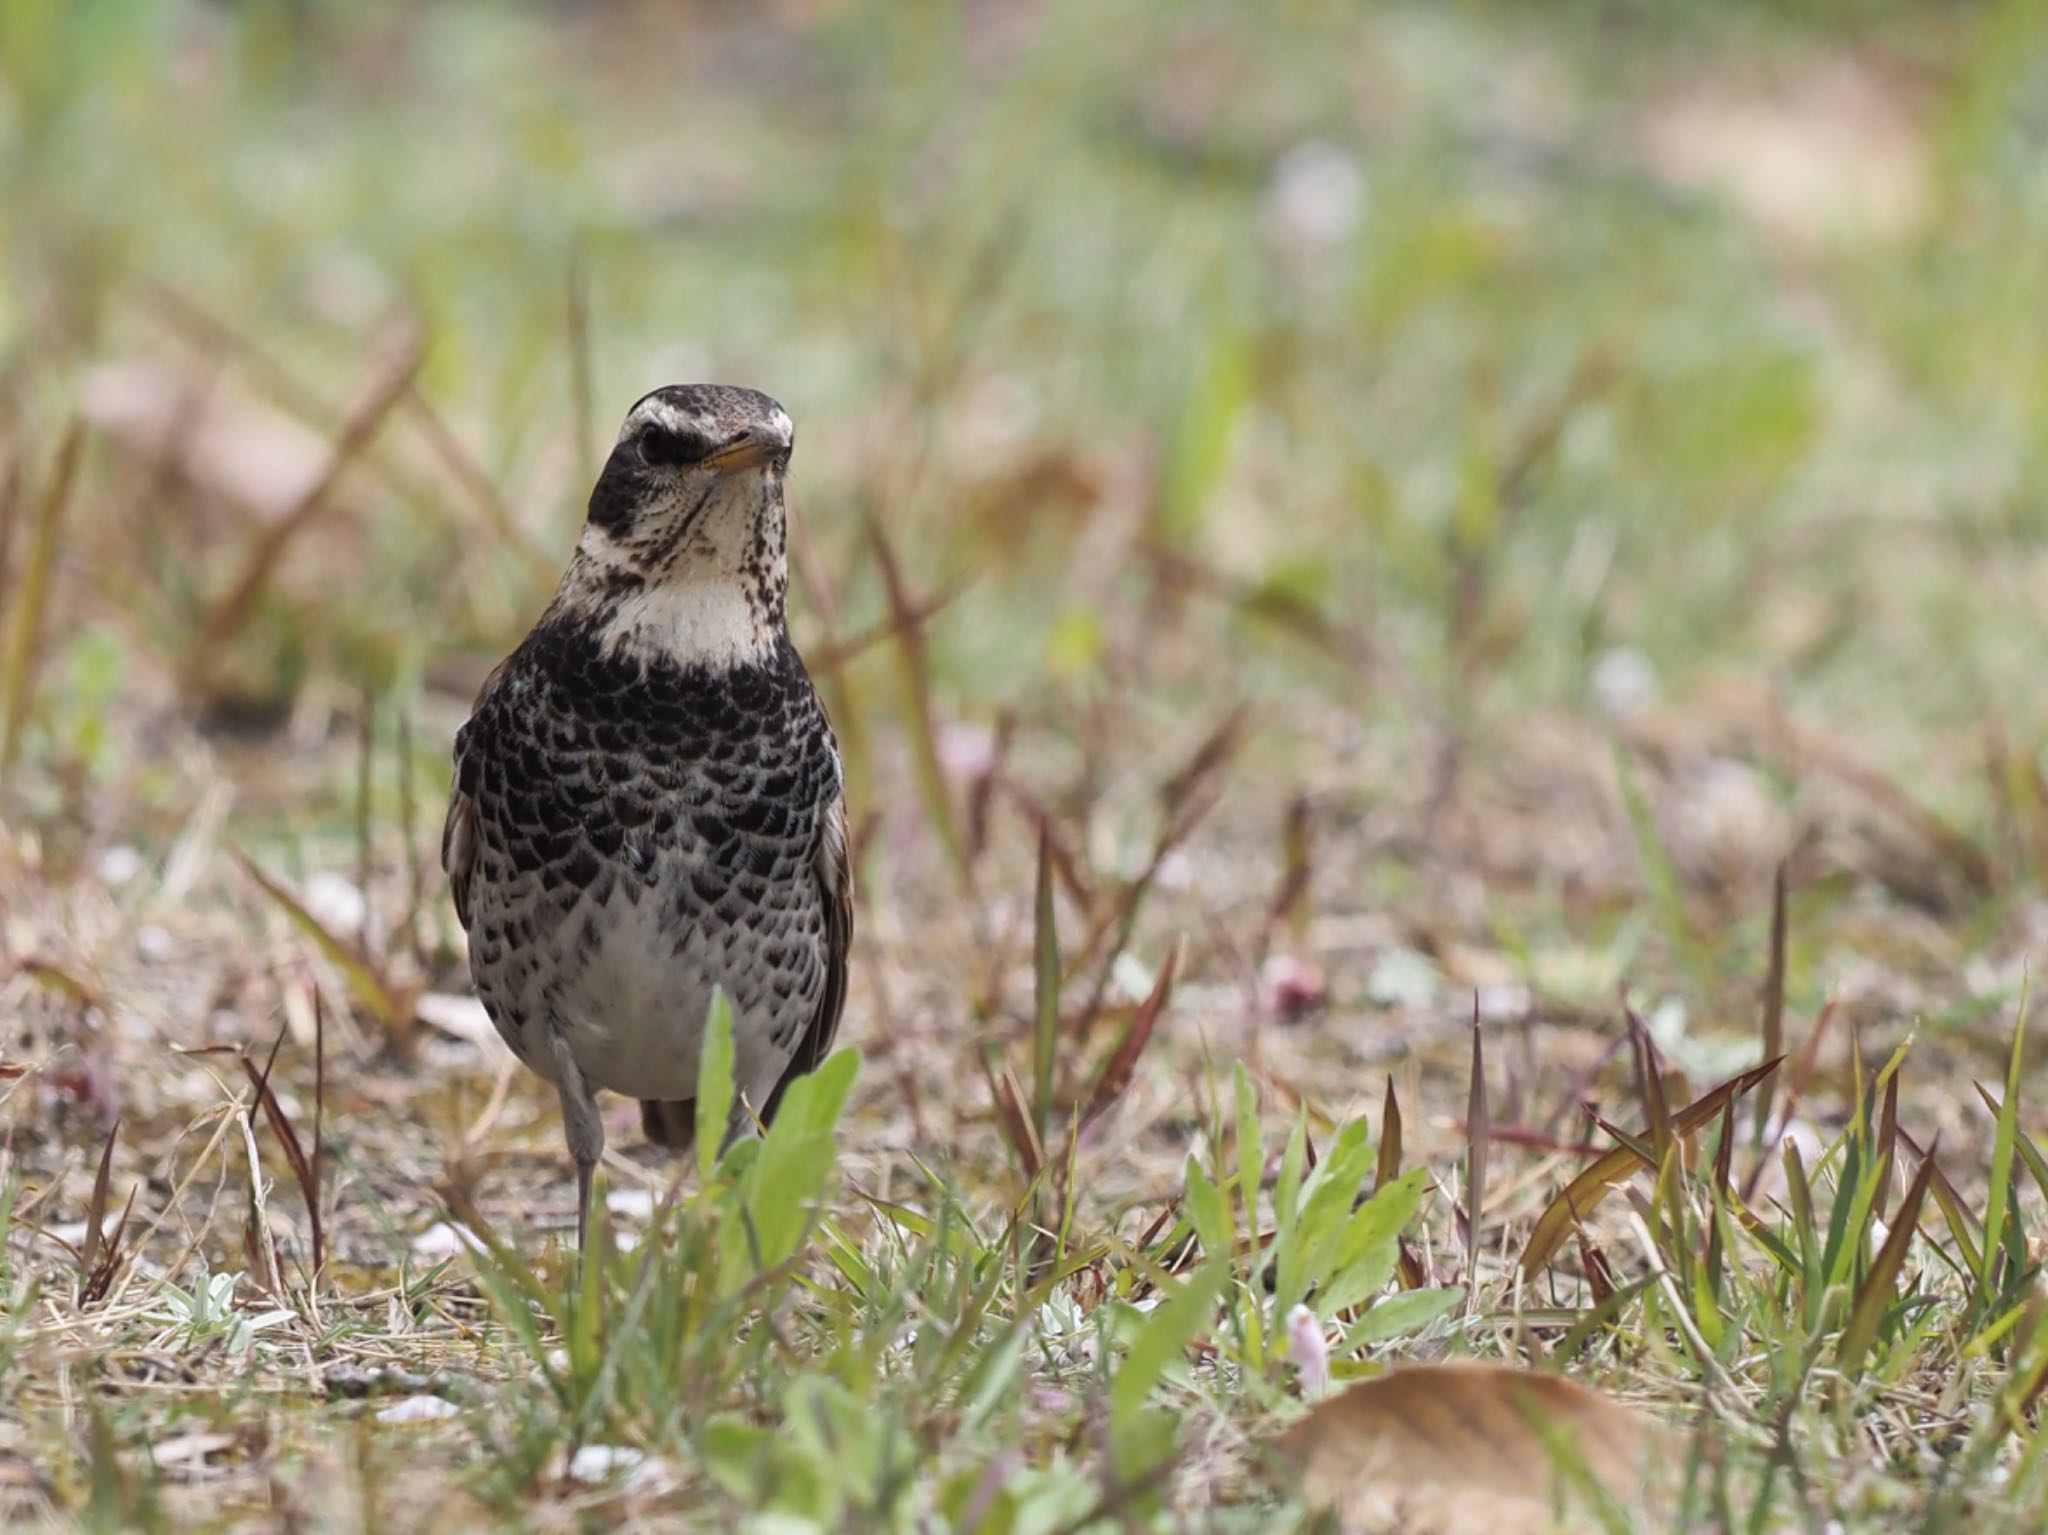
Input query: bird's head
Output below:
<box><xmin>585</xmin><ymin>384</ymin><xmax>794</xmax><ymax>570</ymax></box>
<box><xmin>566</xmin><ymin>384</ymin><xmax>798</xmax><ymax>665</ymax></box>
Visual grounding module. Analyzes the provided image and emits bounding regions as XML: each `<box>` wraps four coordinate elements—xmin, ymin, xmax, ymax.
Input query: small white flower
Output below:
<box><xmin>605</xmin><ymin>1188</ymin><xmax>655</xmax><ymax>1220</ymax></box>
<box><xmin>566</xmin><ymin>1445</ymin><xmax>644</xmax><ymax>1484</ymax></box>
<box><xmin>376</xmin><ymin>1395</ymin><xmax>458</xmax><ymax>1424</ymax></box>
<box><xmin>1591</xmin><ymin>647</ymin><xmax>1657</xmax><ymax>718</ymax></box>
<box><xmin>1265</xmin><ymin>142</ymin><xmax>1367</xmax><ymax>251</ymax></box>
<box><xmin>304</xmin><ymin>872</ymin><xmax>367</xmax><ymax>937</ymax></box>
<box><xmin>1286</xmin><ymin>1303</ymin><xmax>1331</xmax><ymax>1399</ymax></box>
<box><xmin>96</xmin><ymin>846</ymin><xmax>145</xmax><ymax>887</ymax></box>
<box><xmin>411</xmin><ymin>1222</ymin><xmax>486</xmax><ymax>1261</ymax></box>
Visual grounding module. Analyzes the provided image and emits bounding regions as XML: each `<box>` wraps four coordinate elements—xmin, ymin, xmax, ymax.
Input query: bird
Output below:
<box><xmin>442</xmin><ymin>384</ymin><xmax>851</xmax><ymax>1248</ymax></box>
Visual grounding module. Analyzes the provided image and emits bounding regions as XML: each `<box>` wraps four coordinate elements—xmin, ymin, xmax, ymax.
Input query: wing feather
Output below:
<box><xmin>760</xmin><ymin>790</ymin><xmax>853</xmax><ymax>1125</ymax></box>
<box><xmin>443</xmin><ymin>662</ymin><xmax>510</xmax><ymax>934</ymax></box>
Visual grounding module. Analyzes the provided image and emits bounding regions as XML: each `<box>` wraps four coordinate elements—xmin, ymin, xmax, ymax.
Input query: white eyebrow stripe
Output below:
<box><xmin>619</xmin><ymin>397</ymin><xmax>692</xmax><ymax>443</ymax></box>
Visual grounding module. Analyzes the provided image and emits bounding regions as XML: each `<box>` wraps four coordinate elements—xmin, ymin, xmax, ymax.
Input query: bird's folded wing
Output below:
<box><xmin>442</xmin><ymin>783</ymin><xmax>477</xmax><ymax>931</ymax></box>
<box><xmin>810</xmin><ymin>791</ymin><xmax>854</xmax><ymax>1069</ymax></box>
<box><xmin>443</xmin><ymin>662</ymin><xmax>514</xmax><ymax>933</ymax></box>
<box><xmin>759</xmin><ymin>791</ymin><xmax>852</xmax><ymax>1126</ymax></box>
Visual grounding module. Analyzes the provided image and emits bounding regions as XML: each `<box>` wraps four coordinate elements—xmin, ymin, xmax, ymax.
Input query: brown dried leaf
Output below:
<box><xmin>1272</xmin><ymin>1362</ymin><xmax>1665</xmax><ymax>1533</ymax></box>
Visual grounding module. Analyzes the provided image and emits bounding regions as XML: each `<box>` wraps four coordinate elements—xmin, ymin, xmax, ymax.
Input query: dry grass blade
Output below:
<box><xmin>1448</xmin><ymin>348</ymin><xmax>1619</xmax><ymax>665</ymax></box>
<box><xmin>243</xmin><ymin>1025</ymin><xmax>324</xmax><ymax>1277</ymax></box>
<box><xmin>1465</xmin><ymin>1002</ymin><xmax>1488</xmax><ymax>1283</ymax></box>
<box><xmin>566</xmin><ymin>245</ymin><xmax>595</xmax><ymax>482</ymax></box>
<box><xmin>400</xmin><ymin>388</ymin><xmax>554</xmax><ymax>587</ymax></box>
<box><xmin>994</xmin><ymin>774</ymin><xmax>1094</xmax><ymax>908</ymax></box>
<box><xmin>981</xmin><ymin>1053</ymin><xmax>1042</xmax><ymax>1179</ymax></box>
<box><xmin>1785</xmin><ymin>722</ymin><xmax>1994</xmax><ymax>896</ymax></box>
<box><xmin>1520</xmin><ymin>1057</ymin><xmax>1782</xmax><ymax>1276</ymax></box>
<box><xmin>1073</xmin><ymin>709</ymin><xmax>1244</xmax><ymax>1039</ymax></box>
<box><xmin>1753</xmin><ymin>863</ymin><xmax>1787</xmax><ymax>1147</ymax></box>
<box><xmin>1265</xmin><ymin>794</ymin><xmax>1313</xmax><ymax>942</ymax></box>
<box><xmin>79</xmin><ymin>1116</ymin><xmax>121</xmax><ymax>1280</ymax></box>
<box><xmin>868</xmin><ymin>518</ymin><xmax>968</xmax><ymax>880</ymax></box>
<box><xmin>1032</xmin><ymin>821</ymin><xmax>1059</xmax><ymax>1149</ymax></box>
<box><xmin>808</xmin><ymin>572</ymin><xmax>971</xmax><ymax>675</ymax></box>
<box><xmin>1158</xmin><ymin>707</ymin><xmax>1248</xmax><ymax>848</ymax></box>
<box><xmin>1836</xmin><ymin>1146</ymin><xmax>1937</xmax><ymax>1383</ymax></box>
<box><xmin>1625</xmin><ymin>1004</ymin><xmax>1672</xmax><ymax>1161</ymax></box>
<box><xmin>81</xmin><ymin>1188</ymin><xmax>137</xmax><ymax>1306</ymax></box>
<box><xmin>1743</xmin><ymin>996</ymin><xmax>1840</xmax><ymax>1204</ymax></box>
<box><xmin>1377</xmin><ymin>1075</ymin><xmax>1403</xmax><ymax>1194</ymax></box>
<box><xmin>235</xmin><ymin>852</ymin><xmax>401</xmax><ymax>1030</ymax></box>
<box><xmin>1897</xmin><ymin>1128</ymin><xmax>1982</xmax><ymax>1277</ymax></box>
<box><xmin>1576</xmin><ymin>1210</ymin><xmax>1616</xmax><ymax>1308</ymax></box>
<box><xmin>312</xmin><ymin>990</ymin><xmax>326</xmax><ymax>1273</ymax></box>
<box><xmin>1271</xmin><ymin>1361</ymin><xmax>1664</xmax><ymax>1531</ymax></box>
<box><xmin>0</xmin><ymin>421</ymin><xmax>84</xmax><ymax>776</ymax></box>
<box><xmin>1973</xmin><ymin>1082</ymin><xmax>2048</xmax><ymax>1208</ymax></box>
<box><xmin>1380</xmin><ymin>1076</ymin><xmax>1426</xmax><ymax>1288</ymax></box>
<box><xmin>1081</xmin><ymin>942</ymin><xmax>1179</xmax><ymax>1127</ymax></box>
<box><xmin>354</xmin><ymin>686</ymin><xmax>377</xmax><ymax>965</ymax></box>
<box><xmin>1875</xmin><ymin>1066</ymin><xmax>1900</xmax><ymax>1222</ymax></box>
<box><xmin>182</xmin><ymin>328</ymin><xmax>424</xmax><ymax>691</ymax></box>
<box><xmin>1142</xmin><ymin>540</ymin><xmax>1385</xmax><ymax>675</ymax></box>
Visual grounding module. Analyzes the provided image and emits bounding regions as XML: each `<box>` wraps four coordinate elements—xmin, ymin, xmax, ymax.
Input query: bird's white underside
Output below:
<box><xmin>495</xmin><ymin>873</ymin><xmax>800</xmax><ymax>1107</ymax></box>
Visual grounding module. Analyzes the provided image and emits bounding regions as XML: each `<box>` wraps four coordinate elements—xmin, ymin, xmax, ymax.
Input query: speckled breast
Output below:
<box><xmin>455</xmin><ymin>620</ymin><xmax>840</xmax><ymax>1101</ymax></box>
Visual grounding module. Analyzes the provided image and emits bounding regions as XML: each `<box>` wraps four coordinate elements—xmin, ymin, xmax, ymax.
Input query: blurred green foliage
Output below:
<box><xmin>1</xmin><ymin>0</ymin><xmax>2041</xmax><ymax>800</ymax></box>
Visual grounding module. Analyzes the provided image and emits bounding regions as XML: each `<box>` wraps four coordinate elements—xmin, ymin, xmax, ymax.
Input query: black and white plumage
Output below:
<box><xmin>443</xmin><ymin>384</ymin><xmax>851</xmax><ymax>1244</ymax></box>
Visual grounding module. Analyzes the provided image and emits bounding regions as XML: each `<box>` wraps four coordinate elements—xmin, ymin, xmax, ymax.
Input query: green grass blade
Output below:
<box><xmin>696</xmin><ymin>988</ymin><xmax>736</xmax><ymax>1184</ymax></box>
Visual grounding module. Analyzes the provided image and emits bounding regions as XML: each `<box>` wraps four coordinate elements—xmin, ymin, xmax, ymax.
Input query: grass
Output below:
<box><xmin>6</xmin><ymin>0</ymin><xmax>2048</xmax><ymax>1528</ymax></box>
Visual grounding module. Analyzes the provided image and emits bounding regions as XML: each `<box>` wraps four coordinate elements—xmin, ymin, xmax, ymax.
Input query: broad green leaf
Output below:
<box><xmin>1111</xmin><ymin>1258</ymin><xmax>1228</xmax><ymax>1425</ymax></box>
<box><xmin>1273</xmin><ymin>1117</ymin><xmax>1374</xmax><ymax>1321</ymax></box>
<box><xmin>1318</xmin><ymin>1167</ymin><xmax>1428</xmax><ymax>1316</ymax></box>
<box><xmin>1339</xmin><ymin>1286</ymin><xmax>1464</xmax><ymax>1349</ymax></box>
<box><xmin>1185</xmin><ymin>1155</ymin><xmax>1232</xmax><ymax>1272</ymax></box>
<box><xmin>1234</xmin><ymin>1063</ymin><xmax>1262</xmax><ymax>1256</ymax></box>
<box><xmin>1274</xmin><ymin>1111</ymin><xmax>1308</xmax><ymax>1235</ymax></box>
<box><xmin>737</xmin><ymin>1048</ymin><xmax>860</xmax><ymax>1277</ymax></box>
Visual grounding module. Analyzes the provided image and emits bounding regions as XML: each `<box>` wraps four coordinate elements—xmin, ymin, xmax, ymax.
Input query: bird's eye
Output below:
<box><xmin>637</xmin><ymin>424</ymin><xmax>703</xmax><ymax>468</ymax></box>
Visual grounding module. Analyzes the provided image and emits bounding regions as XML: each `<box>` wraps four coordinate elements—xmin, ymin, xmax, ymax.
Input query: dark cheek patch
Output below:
<box><xmin>587</xmin><ymin>452</ymin><xmax>645</xmax><ymax>534</ymax></box>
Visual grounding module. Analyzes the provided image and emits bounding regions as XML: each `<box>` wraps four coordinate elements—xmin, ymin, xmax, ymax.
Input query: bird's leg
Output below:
<box><xmin>547</xmin><ymin>1024</ymin><xmax>605</xmax><ymax>1252</ymax></box>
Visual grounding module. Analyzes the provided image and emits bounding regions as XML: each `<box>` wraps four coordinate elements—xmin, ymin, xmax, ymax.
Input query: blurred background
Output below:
<box><xmin>5</xmin><ymin>0</ymin><xmax>2048</xmax><ymax>1516</ymax></box>
<box><xmin>9</xmin><ymin>0</ymin><xmax>2048</xmax><ymax>1198</ymax></box>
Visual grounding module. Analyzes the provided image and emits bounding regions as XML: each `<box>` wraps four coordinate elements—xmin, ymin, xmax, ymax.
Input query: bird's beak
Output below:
<box><xmin>701</xmin><ymin>423</ymin><xmax>789</xmax><ymax>474</ymax></box>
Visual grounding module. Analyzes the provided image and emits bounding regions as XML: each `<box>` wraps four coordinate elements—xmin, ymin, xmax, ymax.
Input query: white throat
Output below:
<box><xmin>595</xmin><ymin>575</ymin><xmax>779</xmax><ymax>670</ymax></box>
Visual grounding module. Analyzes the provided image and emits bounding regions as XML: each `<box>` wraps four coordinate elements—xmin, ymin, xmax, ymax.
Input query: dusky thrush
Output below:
<box><xmin>443</xmin><ymin>385</ymin><xmax>851</xmax><ymax>1245</ymax></box>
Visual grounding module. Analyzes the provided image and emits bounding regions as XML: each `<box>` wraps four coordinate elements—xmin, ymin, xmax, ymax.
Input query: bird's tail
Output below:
<box><xmin>638</xmin><ymin>1098</ymin><xmax>696</xmax><ymax>1152</ymax></box>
